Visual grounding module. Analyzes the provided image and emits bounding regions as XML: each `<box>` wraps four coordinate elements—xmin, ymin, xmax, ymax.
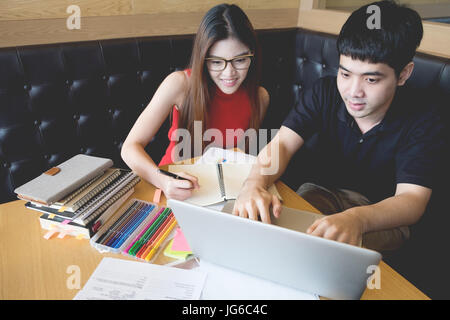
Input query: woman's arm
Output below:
<box><xmin>121</xmin><ymin>71</ymin><xmax>199</xmax><ymax>199</ymax></box>
<box><xmin>258</xmin><ymin>86</ymin><xmax>270</xmax><ymax>122</ymax></box>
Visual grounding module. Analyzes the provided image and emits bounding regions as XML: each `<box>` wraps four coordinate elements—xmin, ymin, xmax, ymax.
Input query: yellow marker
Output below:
<box><xmin>58</xmin><ymin>206</ymin><xmax>67</xmax><ymax>212</ymax></box>
<box><xmin>48</xmin><ymin>214</ymin><xmax>56</xmax><ymax>219</ymax></box>
<box><xmin>144</xmin><ymin>219</ymin><xmax>177</xmax><ymax>262</ymax></box>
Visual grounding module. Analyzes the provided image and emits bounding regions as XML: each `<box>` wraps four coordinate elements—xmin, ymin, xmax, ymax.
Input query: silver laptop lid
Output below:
<box><xmin>168</xmin><ymin>199</ymin><xmax>382</xmax><ymax>299</ymax></box>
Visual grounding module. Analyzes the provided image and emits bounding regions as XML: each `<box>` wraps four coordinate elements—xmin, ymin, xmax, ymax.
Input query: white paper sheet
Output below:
<box><xmin>197</xmin><ymin>260</ymin><xmax>319</xmax><ymax>300</ymax></box>
<box><xmin>74</xmin><ymin>257</ymin><xmax>207</xmax><ymax>300</ymax></box>
<box><xmin>195</xmin><ymin>147</ymin><xmax>257</xmax><ymax>164</ymax></box>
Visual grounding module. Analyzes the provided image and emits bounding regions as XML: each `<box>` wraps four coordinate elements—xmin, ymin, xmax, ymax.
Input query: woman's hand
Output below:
<box><xmin>160</xmin><ymin>171</ymin><xmax>200</xmax><ymax>200</ymax></box>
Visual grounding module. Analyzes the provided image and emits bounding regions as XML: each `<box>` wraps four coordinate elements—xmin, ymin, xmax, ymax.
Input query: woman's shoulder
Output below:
<box><xmin>159</xmin><ymin>70</ymin><xmax>189</xmax><ymax>106</ymax></box>
<box><xmin>164</xmin><ymin>70</ymin><xmax>189</xmax><ymax>88</ymax></box>
<box><xmin>258</xmin><ymin>86</ymin><xmax>270</xmax><ymax>106</ymax></box>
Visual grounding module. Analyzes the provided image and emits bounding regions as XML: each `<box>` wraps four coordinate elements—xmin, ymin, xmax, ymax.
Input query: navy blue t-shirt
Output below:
<box><xmin>282</xmin><ymin>76</ymin><xmax>445</xmax><ymax>203</ymax></box>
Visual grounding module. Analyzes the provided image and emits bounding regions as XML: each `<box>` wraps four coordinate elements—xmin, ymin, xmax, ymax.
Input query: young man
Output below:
<box><xmin>233</xmin><ymin>0</ymin><xmax>445</xmax><ymax>252</ymax></box>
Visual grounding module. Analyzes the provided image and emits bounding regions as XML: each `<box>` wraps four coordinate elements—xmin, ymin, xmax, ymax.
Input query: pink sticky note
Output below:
<box><xmin>153</xmin><ymin>189</ymin><xmax>162</xmax><ymax>204</ymax></box>
<box><xmin>171</xmin><ymin>227</ymin><xmax>191</xmax><ymax>252</ymax></box>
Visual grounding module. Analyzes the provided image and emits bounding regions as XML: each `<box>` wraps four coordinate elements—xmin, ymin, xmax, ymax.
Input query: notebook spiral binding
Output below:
<box><xmin>216</xmin><ymin>163</ymin><xmax>226</xmax><ymax>198</ymax></box>
<box><xmin>73</xmin><ymin>171</ymin><xmax>139</xmax><ymax>224</ymax></box>
<box><xmin>71</xmin><ymin>170</ymin><xmax>121</xmax><ymax>210</ymax></box>
<box><xmin>57</xmin><ymin>172</ymin><xmax>104</xmax><ymax>204</ymax></box>
<box><xmin>84</xmin><ymin>176</ymin><xmax>141</xmax><ymax>225</ymax></box>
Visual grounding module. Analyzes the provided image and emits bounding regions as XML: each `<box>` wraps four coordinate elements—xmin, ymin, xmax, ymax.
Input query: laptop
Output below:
<box><xmin>167</xmin><ymin>199</ymin><xmax>382</xmax><ymax>300</ymax></box>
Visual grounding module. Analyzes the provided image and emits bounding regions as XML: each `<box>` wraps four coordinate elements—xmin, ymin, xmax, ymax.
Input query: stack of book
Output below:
<box><xmin>14</xmin><ymin>154</ymin><xmax>140</xmax><ymax>239</ymax></box>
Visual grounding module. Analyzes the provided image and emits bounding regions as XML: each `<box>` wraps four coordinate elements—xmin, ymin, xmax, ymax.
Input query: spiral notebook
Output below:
<box><xmin>168</xmin><ymin>163</ymin><xmax>281</xmax><ymax>206</ymax></box>
<box><xmin>70</xmin><ymin>171</ymin><xmax>140</xmax><ymax>226</ymax></box>
<box><xmin>51</xmin><ymin>168</ymin><xmax>121</xmax><ymax>212</ymax></box>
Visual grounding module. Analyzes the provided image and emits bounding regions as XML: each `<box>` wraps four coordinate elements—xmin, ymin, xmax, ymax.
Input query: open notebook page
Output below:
<box><xmin>221</xmin><ymin>163</ymin><xmax>252</xmax><ymax>199</ymax></box>
<box><xmin>168</xmin><ymin>164</ymin><xmax>224</xmax><ymax>206</ymax></box>
<box><xmin>169</xmin><ymin>164</ymin><xmax>282</xmax><ymax>206</ymax></box>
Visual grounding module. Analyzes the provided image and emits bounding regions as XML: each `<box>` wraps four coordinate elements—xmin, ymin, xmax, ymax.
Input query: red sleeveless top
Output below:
<box><xmin>159</xmin><ymin>70</ymin><xmax>252</xmax><ymax>166</ymax></box>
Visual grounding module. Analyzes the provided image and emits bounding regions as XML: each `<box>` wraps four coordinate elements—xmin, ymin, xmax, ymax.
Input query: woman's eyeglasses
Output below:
<box><xmin>205</xmin><ymin>54</ymin><xmax>254</xmax><ymax>71</ymax></box>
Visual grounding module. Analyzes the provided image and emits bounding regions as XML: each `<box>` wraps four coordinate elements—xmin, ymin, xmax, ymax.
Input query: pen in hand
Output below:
<box><xmin>157</xmin><ymin>169</ymin><xmax>200</xmax><ymax>189</ymax></box>
<box><xmin>157</xmin><ymin>169</ymin><xmax>189</xmax><ymax>180</ymax></box>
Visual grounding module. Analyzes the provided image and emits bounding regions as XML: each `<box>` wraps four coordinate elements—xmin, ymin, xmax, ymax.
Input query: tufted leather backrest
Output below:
<box><xmin>1</xmin><ymin>29</ymin><xmax>449</xmax><ymax>203</ymax></box>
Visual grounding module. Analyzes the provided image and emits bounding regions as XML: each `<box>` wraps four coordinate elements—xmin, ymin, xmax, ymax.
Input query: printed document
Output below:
<box><xmin>74</xmin><ymin>257</ymin><xmax>207</xmax><ymax>300</ymax></box>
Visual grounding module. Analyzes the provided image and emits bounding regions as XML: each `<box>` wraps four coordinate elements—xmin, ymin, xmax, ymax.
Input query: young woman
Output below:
<box><xmin>121</xmin><ymin>4</ymin><xmax>269</xmax><ymax>200</ymax></box>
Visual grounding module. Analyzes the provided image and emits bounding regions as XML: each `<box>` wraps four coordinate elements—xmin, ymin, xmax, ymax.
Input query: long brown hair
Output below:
<box><xmin>178</xmin><ymin>4</ymin><xmax>261</xmax><ymax>156</ymax></box>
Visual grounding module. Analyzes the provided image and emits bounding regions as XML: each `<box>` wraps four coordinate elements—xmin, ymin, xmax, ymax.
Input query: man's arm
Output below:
<box><xmin>307</xmin><ymin>183</ymin><xmax>432</xmax><ymax>246</ymax></box>
<box><xmin>232</xmin><ymin>126</ymin><xmax>304</xmax><ymax>223</ymax></box>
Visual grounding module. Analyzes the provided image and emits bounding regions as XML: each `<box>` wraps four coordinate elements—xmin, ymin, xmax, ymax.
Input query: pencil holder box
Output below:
<box><xmin>90</xmin><ymin>198</ymin><xmax>177</xmax><ymax>263</ymax></box>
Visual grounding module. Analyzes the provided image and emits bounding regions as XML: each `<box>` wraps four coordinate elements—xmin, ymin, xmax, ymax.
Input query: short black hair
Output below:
<box><xmin>337</xmin><ymin>0</ymin><xmax>423</xmax><ymax>77</ymax></box>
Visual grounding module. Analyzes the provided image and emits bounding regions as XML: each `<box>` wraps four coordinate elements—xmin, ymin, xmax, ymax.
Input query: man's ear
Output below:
<box><xmin>397</xmin><ymin>62</ymin><xmax>414</xmax><ymax>86</ymax></box>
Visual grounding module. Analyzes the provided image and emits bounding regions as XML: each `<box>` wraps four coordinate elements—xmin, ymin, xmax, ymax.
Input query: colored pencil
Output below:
<box><xmin>144</xmin><ymin>217</ymin><xmax>178</xmax><ymax>262</ymax></box>
<box><xmin>134</xmin><ymin>209</ymin><xmax>172</xmax><ymax>257</ymax></box>
<box><xmin>96</xmin><ymin>200</ymin><xmax>141</xmax><ymax>244</ymax></box>
<box><xmin>124</xmin><ymin>207</ymin><xmax>165</xmax><ymax>253</ymax></box>
<box><xmin>110</xmin><ymin>204</ymin><xmax>155</xmax><ymax>248</ymax></box>
<box><xmin>135</xmin><ymin>212</ymin><xmax>173</xmax><ymax>258</ymax></box>
<box><xmin>102</xmin><ymin>202</ymin><xmax>148</xmax><ymax>246</ymax></box>
<box><xmin>138</xmin><ymin>213</ymin><xmax>175</xmax><ymax>259</ymax></box>
<box><xmin>127</xmin><ymin>208</ymin><xmax>170</xmax><ymax>256</ymax></box>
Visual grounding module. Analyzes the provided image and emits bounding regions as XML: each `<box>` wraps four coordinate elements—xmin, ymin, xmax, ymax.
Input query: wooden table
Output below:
<box><xmin>0</xmin><ymin>179</ymin><xmax>429</xmax><ymax>300</ymax></box>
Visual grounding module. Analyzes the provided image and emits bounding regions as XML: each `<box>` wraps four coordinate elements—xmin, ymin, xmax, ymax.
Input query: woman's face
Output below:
<box><xmin>206</xmin><ymin>37</ymin><xmax>252</xmax><ymax>95</ymax></box>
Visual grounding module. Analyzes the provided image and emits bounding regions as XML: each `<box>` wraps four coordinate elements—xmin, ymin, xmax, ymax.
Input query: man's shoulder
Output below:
<box><xmin>393</xmin><ymin>86</ymin><xmax>444</xmax><ymax>130</ymax></box>
<box><xmin>396</xmin><ymin>86</ymin><xmax>442</xmax><ymax>117</ymax></box>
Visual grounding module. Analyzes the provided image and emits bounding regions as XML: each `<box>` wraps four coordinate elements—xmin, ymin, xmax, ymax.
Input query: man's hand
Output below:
<box><xmin>306</xmin><ymin>210</ymin><xmax>365</xmax><ymax>246</ymax></box>
<box><xmin>232</xmin><ymin>182</ymin><xmax>282</xmax><ymax>224</ymax></box>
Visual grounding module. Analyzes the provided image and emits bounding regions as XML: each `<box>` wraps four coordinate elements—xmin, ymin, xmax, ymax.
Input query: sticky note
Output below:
<box><xmin>57</xmin><ymin>231</ymin><xmax>67</xmax><ymax>239</ymax></box>
<box><xmin>49</xmin><ymin>214</ymin><xmax>56</xmax><ymax>219</ymax></box>
<box><xmin>58</xmin><ymin>206</ymin><xmax>67</xmax><ymax>212</ymax></box>
<box><xmin>164</xmin><ymin>239</ymin><xmax>192</xmax><ymax>260</ymax></box>
<box><xmin>153</xmin><ymin>188</ymin><xmax>162</xmax><ymax>204</ymax></box>
<box><xmin>62</xmin><ymin>220</ymin><xmax>71</xmax><ymax>225</ymax></box>
<box><xmin>43</xmin><ymin>230</ymin><xmax>57</xmax><ymax>240</ymax></box>
<box><xmin>171</xmin><ymin>227</ymin><xmax>192</xmax><ymax>252</ymax></box>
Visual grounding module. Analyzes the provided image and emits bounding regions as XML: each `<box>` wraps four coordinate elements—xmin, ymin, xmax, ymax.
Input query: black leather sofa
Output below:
<box><xmin>1</xmin><ymin>28</ymin><xmax>449</xmax><ymax>298</ymax></box>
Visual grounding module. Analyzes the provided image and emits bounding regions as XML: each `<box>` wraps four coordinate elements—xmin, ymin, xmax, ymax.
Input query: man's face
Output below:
<box><xmin>337</xmin><ymin>55</ymin><xmax>400</xmax><ymax>124</ymax></box>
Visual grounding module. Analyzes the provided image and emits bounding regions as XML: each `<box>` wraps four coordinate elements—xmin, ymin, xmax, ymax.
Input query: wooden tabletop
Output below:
<box><xmin>0</xmin><ymin>179</ymin><xmax>429</xmax><ymax>300</ymax></box>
